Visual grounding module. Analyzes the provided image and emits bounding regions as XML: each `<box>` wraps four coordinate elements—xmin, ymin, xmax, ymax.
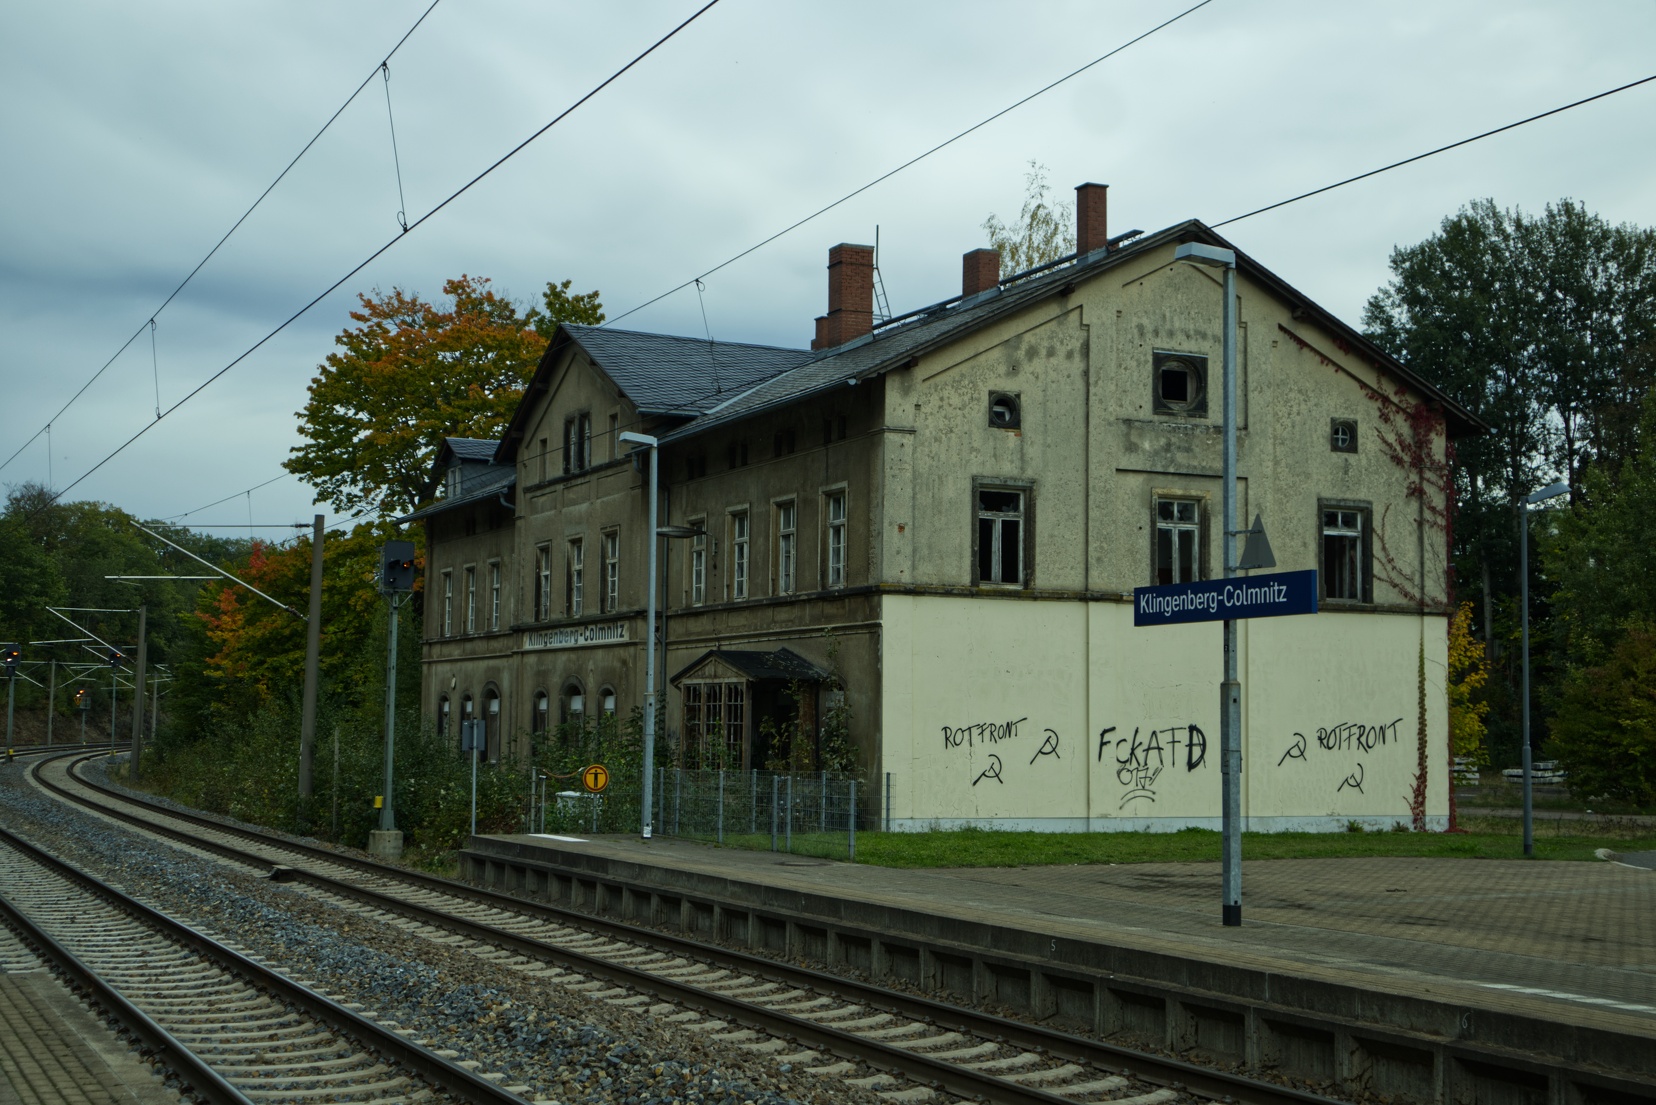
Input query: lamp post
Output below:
<box><xmin>619</xmin><ymin>431</ymin><xmax>663</xmax><ymax>839</ymax></box>
<box><xmin>1518</xmin><ymin>480</ymin><xmax>1569</xmax><ymax>857</ymax></box>
<box><xmin>1174</xmin><ymin>241</ymin><xmax>1243</xmax><ymax>927</ymax></box>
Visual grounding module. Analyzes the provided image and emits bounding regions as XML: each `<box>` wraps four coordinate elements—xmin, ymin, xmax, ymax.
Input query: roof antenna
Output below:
<box><xmin>694</xmin><ymin>278</ymin><xmax>723</xmax><ymax>393</ymax></box>
<box><xmin>872</xmin><ymin>226</ymin><xmax>893</xmax><ymax>323</ymax></box>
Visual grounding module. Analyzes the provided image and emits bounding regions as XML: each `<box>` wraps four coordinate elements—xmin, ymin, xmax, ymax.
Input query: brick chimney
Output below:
<box><xmin>811</xmin><ymin>243</ymin><xmax>875</xmax><ymax>350</ymax></box>
<box><xmin>1076</xmin><ymin>182</ymin><xmax>1109</xmax><ymax>257</ymax></box>
<box><xmin>962</xmin><ymin>248</ymin><xmax>1000</xmax><ymax>298</ymax></box>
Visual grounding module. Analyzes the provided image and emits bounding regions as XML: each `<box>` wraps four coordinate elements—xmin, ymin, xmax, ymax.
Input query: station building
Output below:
<box><xmin>406</xmin><ymin>184</ymin><xmax>1479</xmax><ymax>831</ymax></box>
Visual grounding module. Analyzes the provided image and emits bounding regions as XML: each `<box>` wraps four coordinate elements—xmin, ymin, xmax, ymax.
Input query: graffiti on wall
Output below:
<box><xmin>942</xmin><ymin>718</ymin><xmax>1027</xmax><ymax>750</ymax></box>
<box><xmin>1278</xmin><ymin>716</ymin><xmax>1404</xmax><ymax>793</ymax></box>
<box><xmin>1098</xmin><ymin>724</ymin><xmax>1208</xmax><ymax>809</ymax></box>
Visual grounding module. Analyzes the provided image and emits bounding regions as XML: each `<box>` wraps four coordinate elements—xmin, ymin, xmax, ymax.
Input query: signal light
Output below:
<box><xmin>74</xmin><ymin>688</ymin><xmax>88</xmax><ymax>708</ymax></box>
<box><xmin>381</xmin><ymin>540</ymin><xmax>417</xmax><ymax>593</ymax></box>
<box><xmin>108</xmin><ymin>647</ymin><xmax>124</xmax><ymax>668</ymax></box>
<box><xmin>1</xmin><ymin>643</ymin><xmax>18</xmax><ymax>674</ymax></box>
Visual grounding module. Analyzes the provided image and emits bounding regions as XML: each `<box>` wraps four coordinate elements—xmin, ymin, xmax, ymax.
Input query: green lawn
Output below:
<box><xmin>713</xmin><ymin>818</ymin><xmax>1656</xmax><ymax>867</ymax></box>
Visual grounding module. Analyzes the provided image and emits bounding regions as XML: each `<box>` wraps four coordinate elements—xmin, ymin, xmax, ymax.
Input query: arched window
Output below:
<box><xmin>461</xmin><ymin>693</ymin><xmax>474</xmax><ymax>724</ymax></box>
<box><xmin>484</xmin><ymin>686</ymin><xmax>501</xmax><ymax>763</ymax></box>
<box><xmin>559</xmin><ymin>681</ymin><xmax>585</xmax><ymax>728</ymax></box>
<box><xmin>599</xmin><ymin>686</ymin><xmax>617</xmax><ymax>717</ymax></box>
<box><xmin>531</xmin><ymin>690</ymin><xmax>549</xmax><ymax>735</ymax></box>
<box><xmin>438</xmin><ymin>695</ymin><xmax>451</xmax><ymax>738</ymax></box>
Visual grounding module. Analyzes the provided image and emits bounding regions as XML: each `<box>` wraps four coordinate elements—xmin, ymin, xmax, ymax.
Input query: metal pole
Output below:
<box><xmin>786</xmin><ymin>774</ymin><xmax>794</xmax><ymax>853</ymax></box>
<box><xmin>80</xmin><ymin>703</ymin><xmax>87</xmax><ymax>744</ymax></box>
<box><xmin>470</xmin><ymin>724</ymin><xmax>479</xmax><ymax>838</ymax></box>
<box><xmin>849</xmin><ymin>778</ymin><xmax>857</xmax><ymax>861</ymax></box>
<box><xmin>332</xmin><ymin>724</ymin><xmax>340</xmax><ymax>840</ymax></box>
<box><xmin>46</xmin><ymin>661</ymin><xmax>55</xmax><ymax>747</ymax></box>
<box><xmin>1219</xmin><ymin>262</ymin><xmax>1243</xmax><ymax>928</ymax></box>
<box><xmin>299</xmin><ymin>514</ymin><xmax>324</xmax><ymax>804</ymax></box>
<box><xmin>1519</xmin><ymin>502</ymin><xmax>1534</xmax><ymax>858</ymax></box>
<box><xmin>718</xmin><ymin>768</ymin><xmax>725</xmax><ymax>844</ymax></box>
<box><xmin>751</xmin><ymin>769</ymin><xmax>757</xmax><ymax>834</ymax></box>
<box><xmin>641</xmin><ymin>443</ymin><xmax>659</xmax><ymax>838</ymax></box>
<box><xmin>771</xmin><ymin>774</ymin><xmax>779</xmax><ymax>851</ymax></box>
<box><xmin>886</xmin><ymin>771</ymin><xmax>891</xmax><ymax>832</ymax></box>
<box><xmin>150</xmin><ymin>676</ymin><xmax>159</xmax><ymax>745</ymax></box>
<box><xmin>131</xmin><ymin>604</ymin><xmax>147</xmax><ymax>779</ymax></box>
<box><xmin>820</xmin><ymin>770</ymin><xmax>827</xmax><ymax>833</ymax></box>
<box><xmin>110</xmin><ymin>668</ymin><xmax>117</xmax><ymax>744</ymax></box>
<box><xmin>5</xmin><ymin>673</ymin><xmax>14</xmax><ymax>759</ymax></box>
<box><xmin>380</xmin><ymin>593</ymin><xmax>399</xmax><ymax>832</ymax></box>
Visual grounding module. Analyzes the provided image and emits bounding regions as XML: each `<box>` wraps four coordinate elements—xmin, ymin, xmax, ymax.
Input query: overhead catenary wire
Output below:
<box><xmin>604</xmin><ymin>0</ymin><xmax>1219</xmax><ymax>327</ymax></box>
<box><xmin>30</xmin><ymin>0</ymin><xmax>724</xmax><ymax>518</ymax></box>
<box><xmin>0</xmin><ymin>0</ymin><xmax>445</xmax><ymax>480</ymax></box>
<box><xmin>1212</xmin><ymin>72</ymin><xmax>1656</xmax><ymax>228</ymax></box>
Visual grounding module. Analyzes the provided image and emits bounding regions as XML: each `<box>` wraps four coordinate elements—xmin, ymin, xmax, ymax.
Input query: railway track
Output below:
<box><xmin>31</xmin><ymin>751</ymin><xmax>1354</xmax><ymax>1105</ymax></box>
<box><xmin>0</xmin><ymin>818</ymin><xmax>540</xmax><ymax>1104</ymax></box>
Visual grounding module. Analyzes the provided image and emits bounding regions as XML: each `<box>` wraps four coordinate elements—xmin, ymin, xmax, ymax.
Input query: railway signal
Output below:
<box><xmin>108</xmin><ymin>647</ymin><xmax>124</xmax><ymax>668</ymax></box>
<box><xmin>2</xmin><ymin>643</ymin><xmax>18</xmax><ymax>675</ymax></box>
<box><xmin>3</xmin><ymin>642</ymin><xmax>17</xmax><ymax>759</ymax></box>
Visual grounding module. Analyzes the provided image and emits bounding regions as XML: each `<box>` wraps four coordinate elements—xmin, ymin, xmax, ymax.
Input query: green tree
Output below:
<box><xmin>1549</xmin><ymin>623</ymin><xmax>1656</xmax><ymax>808</ymax></box>
<box><xmin>983</xmin><ymin>161</ymin><xmax>1075</xmax><ymax>276</ymax></box>
<box><xmin>285</xmin><ymin>275</ymin><xmax>603</xmax><ymax>518</ymax></box>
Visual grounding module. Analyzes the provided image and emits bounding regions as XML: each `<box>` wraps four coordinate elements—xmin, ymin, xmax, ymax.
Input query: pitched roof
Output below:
<box><xmin>670</xmin><ymin>647</ymin><xmax>831</xmax><ymax>686</ymax></box>
<box><xmin>445</xmin><ymin>437</ymin><xmax>499</xmax><ymax>462</ymax></box>
<box><xmin>398</xmin><ymin>463</ymin><xmax>515</xmax><ymax>523</ymax></box>
<box><xmin>561</xmin><ymin>325</ymin><xmax>812</xmax><ymax>416</ymax></box>
<box><xmin>658</xmin><ymin>220</ymin><xmax>1485</xmax><ymax>443</ymax></box>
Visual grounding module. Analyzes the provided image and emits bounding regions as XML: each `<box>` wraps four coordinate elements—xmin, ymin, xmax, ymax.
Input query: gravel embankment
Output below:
<box><xmin>0</xmin><ymin>762</ymin><xmax>888</xmax><ymax>1105</ymax></box>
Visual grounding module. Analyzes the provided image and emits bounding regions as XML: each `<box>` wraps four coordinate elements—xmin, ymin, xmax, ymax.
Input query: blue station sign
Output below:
<box><xmin>1134</xmin><ymin>569</ymin><xmax>1319</xmax><ymax>627</ymax></box>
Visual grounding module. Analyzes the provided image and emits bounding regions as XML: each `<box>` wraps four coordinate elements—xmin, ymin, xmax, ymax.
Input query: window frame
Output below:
<box><xmin>535</xmin><ymin>543</ymin><xmax>553</xmax><ymax>622</ymax></box>
<box><xmin>567</xmin><ymin>536</ymin><xmax>585</xmax><ymax>617</ymax></box>
<box><xmin>488</xmin><ymin>559</ymin><xmax>501</xmax><ymax>630</ymax></box>
<box><xmin>440</xmin><ymin>569</ymin><xmax>453</xmax><ymax>636</ymax></box>
<box><xmin>1319</xmin><ymin>499</ymin><xmax>1373</xmax><ymax>604</ymax></box>
<box><xmin>823</xmin><ymin>488</ymin><xmax>847</xmax><ymax>588</ymax></box>
<box><xmin>728</xmin><ymin>507</ymin><xmax>750</xmax><ymax>600</ymax></box>
<box><xmin>1152</xmin><ymin>494</ymin><xmax>1208</xmax><ymax>585</ymax></box>
<box><xmin>602</xmin><ymin>529</ymin><xmax>620</xmax><ymax>614</ymax></box>
<box><xmin>972</xmin><ymin>478</ymin><xmax>1033</xmax><ymax>588</ymax></box>
<box><xmin>1152</xmin><ymin>349</ymin><xmax>1210</xmax><ymax>418</ymax></box>
<box><xmin>563</xmin><ymin>411</ymin><xmax>592</xmax><ymax>474</ymax></box>
<box><xmin>774</xmin><ymin>498</ymin><xmax>797</xmax><ymax>596</ymax></box>
<box><xmin>688</xmin><ymin>515</ymin><xmax>707</xmax><ymax>606</ymax></box>
<box><xmin>463</xmin><ymin>564</ymin><xmax>476</xmax><ymax>634</ymax></box>
<box><xmin>1330</xmin><ymin>418</ymin><xmax>1358</xmax><ymax>454</ymax></box>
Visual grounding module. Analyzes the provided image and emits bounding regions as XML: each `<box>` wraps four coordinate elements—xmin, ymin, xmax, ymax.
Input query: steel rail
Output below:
<box><xmin>42</xmin><ymin>751</ymin><xmax>1357</xmax><ymax>1105</ymax></box>
<box><xmin>0</xmin><ymin>819</ymin><xmax>533</xmax><ymax>1105</ymax></box>
<box><xmin>0</xmin><ymin>886</ymin><xmax>255</xmax><ymax>1105</ymax></box>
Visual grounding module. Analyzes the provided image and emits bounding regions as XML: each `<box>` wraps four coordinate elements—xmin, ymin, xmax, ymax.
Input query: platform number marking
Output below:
<box><xmin>582</xmin><ymin>763</ymin><xmax>610</xmax><ymax>793</ymax></box>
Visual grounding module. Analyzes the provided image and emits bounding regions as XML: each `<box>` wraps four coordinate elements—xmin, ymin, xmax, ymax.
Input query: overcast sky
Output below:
<box><xmin>3</xmin><ymin>0</ymin><xmax>1653</xmax><ymax>537</ymax></box>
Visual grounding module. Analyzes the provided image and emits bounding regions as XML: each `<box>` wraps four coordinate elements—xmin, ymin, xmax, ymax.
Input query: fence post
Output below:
<box><xmin>718</xmin><ymin>768</ymin><xmax>725</xmax><ymax>844</ymax></box>
<box><xmin>591</xmin><ymin>789</ymin><xmax>599</xmax><ymax>834</ymax></box>
<box><xmin>885</xmin><ymin>771</ymin><xmax>892</xmax><ymax>833</ymax></box>
<box><xmin>820</xmin><ymin>770</ymin><xmax>827</xmax><ymax>833</ymax></box>
<box><xmin>751</xmin><ymin>769</ymin><xmax>758</xmax><ymax>834</ymax></box>
<box><xmin>657</xmin><ymin>767</ymin><xmax>665</xmax><ymax>836</ymax></box>
<box><xmin>674</xmin><ymin>767</ymin><xmax>682</xmax><ymax>835</ymax></box>
<box><xmin>785</xmin><ymin>774</ymin><xmax>794</xmax><ymax>853</ymax></box>
<box><xmin>849</xmin><ymin>778</ymin><xmax>856</xmax><ymax>861</ymax></box>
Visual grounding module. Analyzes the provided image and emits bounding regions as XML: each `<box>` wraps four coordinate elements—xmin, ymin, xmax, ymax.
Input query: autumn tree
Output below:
<box><xmin>286</xmin><ymin>275</ymin><xmax>603</xmax><ymax>518</ymax></box>
<box><xmin>1446</xmin><ymin>603</ymin><xmax>1490</xmax><ymax>765</ymax></box>
<box><xmin>983</xmin><ymin>161</ymin><xmax>1075</xmax><ymax>275</ymax></box>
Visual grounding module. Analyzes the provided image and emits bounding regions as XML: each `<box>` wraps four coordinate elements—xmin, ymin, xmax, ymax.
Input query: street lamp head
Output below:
<box><xmin>1174</xmin><ymin>242</ymin><xmax>1237</xmax><ymax>269</ymax></box>
<box><xmin>617</xmin><ymin>431</ymin><xmax>658</xmax><ymax>448</ymax></box>
<box><xmin>1523</xmin><ymin>481</ymin><xmax>1570</xmax><ymax>506</ymax></box>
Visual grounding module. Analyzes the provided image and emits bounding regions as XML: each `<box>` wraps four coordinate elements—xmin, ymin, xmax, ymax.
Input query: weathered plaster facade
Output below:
<box><xmin>411</xmin><ymin>189</ymin><xmax>1475</xmax><ymax>831</ymax></box>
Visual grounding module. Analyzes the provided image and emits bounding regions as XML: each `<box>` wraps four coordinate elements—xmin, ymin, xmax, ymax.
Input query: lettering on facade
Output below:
<box><xmin>523</xmin><ymin>622</ymin><xmax>629</xmax><ymax>650</ymax></box>
<box><xmin>942</xmin><ymin>717</ymin><xmax>1027</xmax><ymax>751</ymax></box>
<box><xmin>1339</xmin><ymin>762</ymin><xmax>1365</xmax><ymax>793</ymax></box>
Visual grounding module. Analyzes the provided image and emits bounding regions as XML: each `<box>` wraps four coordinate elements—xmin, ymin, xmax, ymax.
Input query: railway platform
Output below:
<box><xmin>466</xmin><ymin>832</ymin><xmax>1656</xmax><ymax>1090</ymax></box>
<box><xmin>0</xmin><ymin>968</ymin><xmax>177</xmax><ymax>1105</ymax></box>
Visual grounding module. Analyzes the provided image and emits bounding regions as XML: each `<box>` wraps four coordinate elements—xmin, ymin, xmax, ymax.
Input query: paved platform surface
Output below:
<box><xmin>497</xmin><ymin>833</ymin><xmax>1656</xmax><ymax>1037</ymax></box>
<box><xmin>0</xmin><ymin>969</ymin><xmax>178</xmax><ymax>1105</ymax></box>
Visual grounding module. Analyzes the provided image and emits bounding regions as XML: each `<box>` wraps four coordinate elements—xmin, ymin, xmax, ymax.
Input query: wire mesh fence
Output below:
<box><xmin>652</xmin><ymin>768</ymin><xmax>862</xmax><ymax>860</ymax></box>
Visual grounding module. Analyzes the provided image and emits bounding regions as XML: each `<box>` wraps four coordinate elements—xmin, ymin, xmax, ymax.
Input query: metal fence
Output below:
<box><xmin>651</xmin><ymin>768</ymin><xmax>862</xmax><ymax>860</ymax></box>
